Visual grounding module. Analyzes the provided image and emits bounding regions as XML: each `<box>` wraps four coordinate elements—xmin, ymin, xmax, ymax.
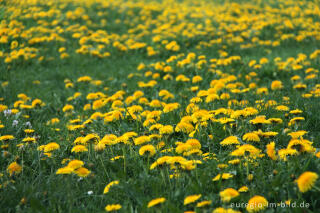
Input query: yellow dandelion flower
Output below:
<box><xmin>103</xmin><ymin>180</ymin><xmax>119</xmax><ymax>194</ymax></box>
<box><xmin>139</xmin><ymin>144</ymin><xmax>156</xmax><ymax>157</ymax></box>
<box><xmin>62</xmin><ymin>104</ymin><xmax>74</xmax><ymax>112</ymax></box>
<box><xmin>74</xmin><ymin>167</ymin><xmax>91</xmax><ymax>177</ymax></box>
<box><xmin>185</xmin><ymin>139</ymin><xmax>201</xmax><ymax>149</ymax></box>
<box><xmin>147</xmin><ymin>197</ymin><xmax>166</xmax><ymax>208</ymax></box>
<box><xmin>246</xmin><ymin>196</ymin><xmax>268</xmax><ymax>212</ymax></box>
<box><xmin>289</xmin><ymin>109</ymin><xmax>303</xmax><ymax>115</ymax></box>
<box><xmin>163</xmin><ymin>103</ymin><xmax>180</xmax><ymax>113</ymax></box>
<box><xmin>287</xmin><ymin>138</ymin><xmax>315</xmax><ymax>153</ymax></box>
<box><xmin>56</xmin><ymin>167</ymin><xmax>73</xmax><ymax>175</ymax></box>
<box><xmin>67</xmin><ymin>160</ymin><xmax>84</xmax><ymax>170</ymax></box>
<box><xmin>295</xmin><ymin>172</ymin><xmax>318</xmax><ymax>193</ymax></box>
<box><xmin>288</xmin><ymin>130</ymin><xmax>307</xmax><ymax>139</ymax></box>
<box><xmin>249</xmin><ymin>116</ymin><xmax>271</xmax><ymax>125</ymax></box>
<box><xmin>0</xmin><ymin>135</ymin><xmax>15</xmax><ymax>141</ymax></box>
<box><xmin>192</xmin><ymin>76</ymin><xmax>203</xmax><ymax>83</ymax></box>
<box><xmin>243</xmin><ymin>133</ymin><xmax>260</xmax><ymax>142</ymax></box>
<box><xmin>230</xmin><ymin>144</ymin><xmax>261</xmax><ymax>157</ymax></box>
<box><xmin>183</xmin><ymin>149</ymin><xmax>202</xmax><ymax>156</ymax></box>
<box><xmin>238</xmin><ymin>186</ymin><xmax>249</xmax><ymax>192</ymax></box>
<box><xmin>175</xmin><ymin>122</ymin><xmax>194</xmax><ymax>134</ymax></box>
<box><xmin>212</xmin><ymin>173</ymin><xmax>234</xmax><ymax>181</ymax></box>
<box><xmin>220</xmin><ymin>136</ymin><xmax>240</xmax><ymax>146</ymax></box>
<box><xmin>22</xmin><ymin>137</ymin><xmax>36</xmax><ymax>143</ymax></box>
<box><xmin>266</xmin><ymin>142</ymin><xmax>277</xmax><ymax>160</ymax></box>
<box><xmin>49</xmin><ymin>118</ymin><xmax>60</xmax><ymax>125</ymax></box>
<box><xmin>71</xmin><ymin>145</ymin><xmax>88</xmax><ymax>153</ymax></box>
<box><xmin>217</xmin><ymin>164</ymin><xmax>228</xmax><ymax>169</ymax></box>
<box><xmin>228</xmin><ymin>159</ymin><xmax>240</xmax><ymax>165</ymax></box>
<box><xmin>24</xmin><ymin>129</ymin><xmax>35</xmax><ymax>134</ymax></box>
<box><xmin>268</xmin><ymin>118</ymin><xmax>283</xmax><ymax>124</ymax></box>
<box><xmin>159</xmin><ymin>125</ymin><xmax>174</xmax><ymax>135</ymax></box>
<box><xmin>275</xmin><ymin>105</ymin><xmax>289</xmax><ymax>111</ymax></box>
<box><xmin>278</xmin><ymin>148</ymin><xmax>298</xmax><ymax>161</ymax></box>
<box><xmin>105</xmin><ymin>204</ymin><xmax>121</xmax><ymax>212</ymax></box>
<box><xmin>94</xmin><ymin>142</ymin><xmax>106</xmax><ymax>151</ymax></box>
<box><xmin>271</xmin><ymin>80</ymin><xmax>283</xmax><ymax>90</ymax></box>
<box><xmin>149</xmin><ymin>100</ymin><xmax>162</xmax><ymax>108</ymax></box>
<box><xmin>219</xmin><ymin>188</ymin><xmax>239</xmax><ymax>202</ymax></box>
<box><xmin>196</xmin><ymin>200</ymin><xmax>212</xmax><ymax>207</ymax></box>
<box><xmin>288</xmin><ymin>117</ymin><xmax>305</xmax><ymax>126</ymax></box>
<box><xmin>82</xmin><ymin>133</ymin><xmax>100</xmax><ymax>144</ymax></box>
<box><xmin>44</xmin><ymin>142</ymin><xmax>60</xmax><ymax>152</ymax></box>
<box><xmin>7</xmin><ymin>162</ymin><xmax>22</xmax><ymax>176</ymax></box>
<box><xmin>176</xmin><ymin>143</ymin><xmax>191</xmax><ymax>154</ymax></box>
<box><xmin>184</xmin><ymin>194</ymin><xmax>201</xmax><ymax>205</ymax></box>
<box><xmin>134</xmin><ymin>136</ymin><xmax>151</xmax><ymax>145</ymax></box>
<box><xmin>77</xmin><ymin>76</ymin><xmax>92</xmax><ymax>82</ymax></box>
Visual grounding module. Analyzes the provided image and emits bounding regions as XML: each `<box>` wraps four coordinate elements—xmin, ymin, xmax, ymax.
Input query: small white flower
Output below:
<box><xmin>12</xmin><ymin>120</ymin><xmax>19</xmax><ymax>127</ymax></box>
<box><xmin>25</xmin><ymin>121</ymin><xmax>32</xmax><ymax>128</ymax></box>
<box><xmin>4</xmin><ymin>109</ymin><xmax>12</xmax><ymax>117</ymax></box>
<box><xmin>87</xmin><ymin>191</ymin><xmax>93</xmax><ymax>195</ymax></box>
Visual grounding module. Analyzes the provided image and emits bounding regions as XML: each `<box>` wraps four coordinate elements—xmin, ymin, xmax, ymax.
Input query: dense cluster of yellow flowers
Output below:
<box><xmin>1</xmin><ymin>0</ymin><xmax>320</xmax><ymax>212</ymax></box>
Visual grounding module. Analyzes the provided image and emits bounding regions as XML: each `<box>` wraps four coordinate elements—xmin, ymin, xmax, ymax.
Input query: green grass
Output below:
<box><xmin>1</xmin><ymin>0</ymin><xmax>320</xmax><ymax>212</ymax></box>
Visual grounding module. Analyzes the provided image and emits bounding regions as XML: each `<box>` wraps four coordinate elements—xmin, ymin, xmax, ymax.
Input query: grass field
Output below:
<box><xmin>1</xmin><ymin>0</ymin><xmax>320</xmax><ymax>212</ymax></box>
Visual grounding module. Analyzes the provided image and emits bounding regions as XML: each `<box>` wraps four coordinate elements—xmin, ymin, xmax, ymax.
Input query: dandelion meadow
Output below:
<box><xmin>1</xmin><ymin>0</ymin><xmax>320</xmax><ymax>212</ymax></box>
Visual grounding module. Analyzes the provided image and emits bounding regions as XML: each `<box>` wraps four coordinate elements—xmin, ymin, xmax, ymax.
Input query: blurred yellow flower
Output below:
<box><xmin>7</xmin><ymin>162</ymin><xmax>22</xmax><ymax>176</ymax></box>
<box><xmin>74</xmin><ymin>167</ymin><xmax>91</xmax><ymax>177</ymax></box>
<box><xmin>44</xmin><ymin>142</ymin><xmax>60</xmax><ymax>152</ymax></box>
<box><xmin>219</xmin><ymin>188</ymin><xmax>239</xmax><ymax>202</ymax></box>
<box><xmin>184</xmin><ymin>194</ymin><xmax>201</xmax><ymax>205</ymax></box>
<box><xmin>246</xmin><ymin>196</ymin><xmax>268</xmax><ymax>212</ymax></box>
<box><xmin>147</xmin><ymin>197</ymin><xmax>166</xmax><ymax>208</ymax></box>
<box><xmin>296</xmin><ymin>172</ymin><xmax>318</xmax><ymax>193</ymax></box>
<box><xmin>212</xmin><ymin>173</ymin><xmax>234</xmax><ymax>181</ymax></box>
<box><xmin>139</xmin><ymin>145</ymin><xmax>156</xmax><ymax>157</ymax></box>
<box><xmin>71</xmin><ymin>145</ymin><xmax>88</xmax><ymax>153</ymax></box>
<box><xmin>105</xmin><ymin>204</ymin><xmax>122</xmax><ymax>212</ymax></box>
<box><xmin>103</xmin><ymin>180</ymin><xmax>119</xmax><ymax>194</ymax></box>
